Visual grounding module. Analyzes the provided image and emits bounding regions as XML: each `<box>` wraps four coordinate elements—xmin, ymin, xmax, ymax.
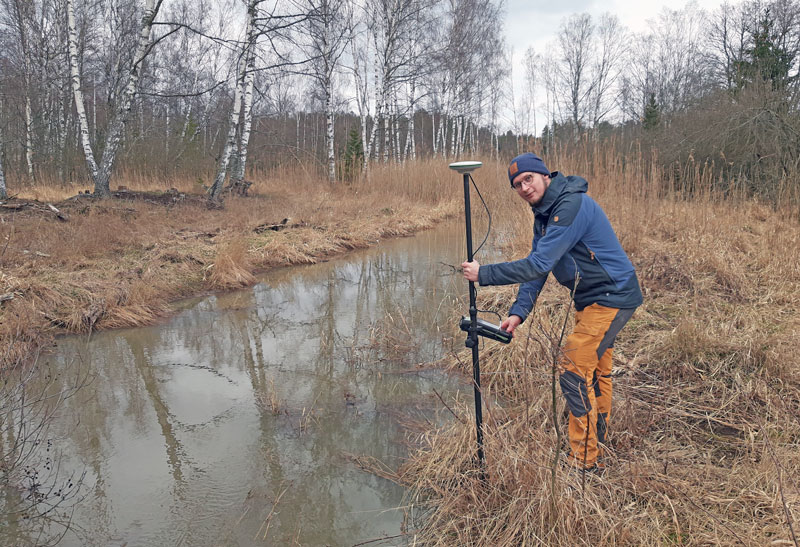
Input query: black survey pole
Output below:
<box><xmin>463</xmin><ymin>171</ymin><xmax>485</xmax><ymax>467</ymax></box>
<box><xmin>449</xmin><ymin>160</ymin><xmax>485</xmax><ymax>469</ymax></box>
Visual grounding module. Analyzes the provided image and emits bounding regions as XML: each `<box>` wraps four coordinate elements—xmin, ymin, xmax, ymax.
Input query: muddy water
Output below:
<box><xmin>16</xmin><ymin>222</ymin><xmax>501</xmax><ymax>546</ymax></box>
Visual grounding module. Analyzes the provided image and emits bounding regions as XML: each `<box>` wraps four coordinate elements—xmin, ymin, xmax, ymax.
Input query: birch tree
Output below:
<box><xmin>209</xmin><ymin>0</ymin><xmax>258</xmax><ymax>201</ymax></box>
<box><xmin>347</xmin><ymin>13</ymin><xmax>372</xmax><ymax>170</ymax></box>
<box><xmin>9</xmin><ymin>0</ymin><xmax>33</xmax><ymax>178</ymax></box>
<box><xmin>364</xmin><ymin>0</ymin><xmax>431</xmax><ymax>165</ymax></box>
<box><xmin>298</xmin><ymin>0</ymin><xmax>350</xmax><ymax>181</ymax></box>
<box><xmin>67</xmin><ymin>0</ymin><xmax>100</xmax><ymax>185</ymax></box>
<box><xmin>67</xmin><ymin>0</ymin><xmax>165</xmax><ymax>197</ymax></box>
<box><xmin>428</xmin><ymin>0</ymin><xmax>504</xmax><ymax>157</ymax></box>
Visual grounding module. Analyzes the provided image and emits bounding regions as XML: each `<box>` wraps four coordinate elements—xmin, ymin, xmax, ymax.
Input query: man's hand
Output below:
<box><xmin>501</xmin><ymin>315</ymin><xmax>522</xmax><ymax>338</ymax></box>
<box><xmin>461</xmin><ymin>260</ymin><xmax>480</xmax><ymax>282</ymax></box>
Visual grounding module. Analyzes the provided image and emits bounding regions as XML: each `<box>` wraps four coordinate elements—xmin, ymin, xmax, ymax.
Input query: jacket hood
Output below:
<box><xmin>532</xmin><ymin>172</ymin><xmax>588</xmax><ymax>215</ymax></box>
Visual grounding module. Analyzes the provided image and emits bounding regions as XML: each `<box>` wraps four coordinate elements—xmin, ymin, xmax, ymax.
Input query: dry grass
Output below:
<box><xmin>0</xmin><ymin>161</ymin><xmax>463</xmax><ymax>368</ymax></box>
<box><xmin>398</xmin><ymin>145</ymin><xmax>800</xmax><ymax>545</ymax></box>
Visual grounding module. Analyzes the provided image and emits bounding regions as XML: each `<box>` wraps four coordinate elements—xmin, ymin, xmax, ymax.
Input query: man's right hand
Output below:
<box><xmin>501</xmin><ymin>315</ymin><xmax>522</xmax><ymax>338</ymax></box>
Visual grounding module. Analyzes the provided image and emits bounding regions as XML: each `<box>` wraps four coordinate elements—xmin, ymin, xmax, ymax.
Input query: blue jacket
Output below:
<box><xmin>478</xmin><ymin>172</ymin><xmax>642</xmax><ymax>318</ymax></box>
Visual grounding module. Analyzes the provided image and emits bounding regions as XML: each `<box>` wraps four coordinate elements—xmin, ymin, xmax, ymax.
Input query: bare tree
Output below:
<box><xmin>554</xmin><ymin>12</ymin><xmax>593</xmax><ymax>138</ymax></box>
<box><xmin>364</xmin><ymin>0</ymin><xmax>432</xmax><ymax>165</ymax></box>
<box><xmin>228</xmin><ymin>1</ymin><xmax>260</xmax><ymax>191</ymax></box>
<box><xmin>67</xmin><ymin>0</ymin><xmax>100</xmax><ymax>187</ymax></box>
<box><xmin>707</xmin><ymin>1</ymin><xmax>753</xmax><ymax>91</ymax></box>
<box><xmin>347</xmin><ymin>12</ymin><xmax>372</xmax><ymax>170</ymax></box>
<box><xmin>522</xmin><ymin>46</ymin><xmax>540</xmax><ymax>138</ymax></box>
<box><xmin>208</xmin><ymin>0</ymin><xmax>258</xmax><ymax>201</ymax></box>
<box><xmin>588</xmin><ymin>14</ymin><xmax>626</xmax><ymax>129</ymax></box>
<box><xmin>618</xmin><ymin>5</ymin><xmax>709</xmax><ymax>122</ymax></box>
<box><xmin>8</xmin><ymin>0</ymin><xmax>33</xmax><ymax>178</ymax></box>
<box><xmin>427</xmin><ymin>0</ymin><xmax>504</xmax><ymax>158</ymax></box>
<box><xmin>298</xmin><ymin>0</ymin><xmax>350</xmax><ymax>181</ymax></box>
<box><xmin>67</xmin><ymin>0</ymin><xmax>165</xmax><ymax>197</ymax></box>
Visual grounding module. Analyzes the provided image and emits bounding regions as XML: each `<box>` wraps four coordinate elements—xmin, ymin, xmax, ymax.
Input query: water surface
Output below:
<box><xmin>6</xmin><ymin>222</ymin><xmax>498</xmax><ymax>546</ymax></box>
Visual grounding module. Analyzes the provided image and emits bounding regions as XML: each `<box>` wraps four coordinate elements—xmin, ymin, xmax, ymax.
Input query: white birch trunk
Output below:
<box><xmin>409</xmin><ymin>112</ymin><xmax>415</xmax><ymax>161</ymax></box>
<box><xmin>67</xmin><ymin>0</ymin><xmax>99</xmax><ymax>183</ymax></box>
<box><xmin>14</xmin><ymin>0</ymin><xmax>34</xmax><ymax>178</ymax></box>
<box><xmin>392</xmin><ymin>97</ymin><xmax>401</xmax><ymax>162</ymax></box>
<box><xmin>431</xmin><ymin>113</ymin><xmax>437</xmax><ymax>156</ymax></box>
<box><xmin>233</xmin><ymin>61</ymin><xmax>255</xmax><ymax>184</ymax></box>
<box><xmin>365</xmin><ymin>84</ymin><xmax>382</xmax><ymax>165</ymax></box>
<box><xmin>0</xmin><ymin>121</ymin><xmax>6</xmax><ymax>199</ymax></box>
<box><xmin>231</xmin><ymin>2</ymin><xmax>257</xmax><ymax>188</ymax></box>
<box><xmin>24</xmin><ymin>94</ymin><xmax>33</xmax><ymax>178</ymax></box>
<box><xmin>209</xmin><ymin>80</ymin><xmax>243</xmax><ymax>199</ymax></box>
<box><xmin>439</xmin><ymin>114</ymin><xmax>447</xmax><ymax>158</ymax></box>
<box><xmin>180</xmin><ymin>96</ymin><xmax>191</xmax><ymax>140</ymax></box>
<box><xmin>350</xmin><ymin>34</ymin><xmax>370</xmax><ymax>172</ymax></box>
<box><xmin>365</xmin><ymin>41</ymin><xmax>384</xmax><ymax>166</ymax></box>
<box><xmin>325</xmin><ymin>91</ymin><xmax>335</xmax><ymax>181</ymax></box>
<box><xmin>92</xmin><ymin>74</ymin><xmax>97</xmax><ymax>144</ymax></box>
<box><xmin>209</xmin><ymin>3</ymin><xmax>254</xmax><ymax>200</ymax></box>
<box><xmin>404</xmin><ymin>81</ymin><xmax>415</xmax><ymax>161</ymax></box>
<box><xmin>382</xmin><ymin>105</ymin><xmax>389</xmax><ymax>163</ymax></box>
<box><xmin>165</xmin><ymin>108</ymin><xmax>170</xmax><ymax>161</ymax></box>
<box><xmin>58</xmin><ymin>85</ymin><xmax>69</xmax><ymax>181</ymax></box>
<box><xmin>94</xmin><ymin>0</ymin><xmax>160</xmax><ymax>195</ymax></box>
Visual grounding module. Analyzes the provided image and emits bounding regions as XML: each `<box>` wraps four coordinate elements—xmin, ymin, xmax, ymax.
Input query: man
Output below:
<box><xmin>461</xmin><ymin>152</ymin><xmax>642</xmax><ymax>471</ymax></box>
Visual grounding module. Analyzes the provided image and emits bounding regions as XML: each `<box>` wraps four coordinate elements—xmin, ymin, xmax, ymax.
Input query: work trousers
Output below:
<box><xmin>559</xmin><ymin>304</ymin><xmax>636</xmax><ymax>468</ymax></box>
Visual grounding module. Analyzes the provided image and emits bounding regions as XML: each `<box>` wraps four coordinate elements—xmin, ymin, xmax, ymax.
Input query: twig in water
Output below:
<box><xmin>351</xmin><ymin>532</ymin><xmax>407</xmax><ymax>546</ymax></box>
<box><xmin>255</xmin><ymin>482</ymin><xmax>291</xmax><ymax>541</ymax></box>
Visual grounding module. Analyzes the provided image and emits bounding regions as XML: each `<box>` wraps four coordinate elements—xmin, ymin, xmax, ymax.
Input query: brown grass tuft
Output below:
<box><xmin>206</xmin><ymin>239</ymin><xmax>257</xmax><ymax>290</ymax></box>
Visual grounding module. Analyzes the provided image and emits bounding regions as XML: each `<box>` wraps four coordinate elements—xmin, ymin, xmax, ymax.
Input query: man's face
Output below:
<box><xmin>512</xmin><ymin>172</ymin><xmax>550</xmax><ymax>205</ymax></box>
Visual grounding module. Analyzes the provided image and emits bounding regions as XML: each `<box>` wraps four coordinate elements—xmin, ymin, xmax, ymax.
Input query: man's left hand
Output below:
<box><xmin>461</xmin><ymin>260</ymin><xmax>480</xmax><ymax>282</ymax></box>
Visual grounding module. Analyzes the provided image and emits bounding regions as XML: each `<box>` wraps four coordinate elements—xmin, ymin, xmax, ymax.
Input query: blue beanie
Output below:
<box><xmin>508</xmin><ymin>153</ymin><xmax>551</xmax><ymax>187</ymax></box>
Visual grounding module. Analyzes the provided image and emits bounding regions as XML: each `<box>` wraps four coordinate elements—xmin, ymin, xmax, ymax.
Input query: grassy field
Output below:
<box><xmin>393</xmin><ymin>147</ymin><xmax>800</xmax><ymax>545</ymax></box>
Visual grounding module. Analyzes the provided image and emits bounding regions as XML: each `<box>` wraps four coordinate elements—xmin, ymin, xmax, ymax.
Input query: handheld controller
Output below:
<box><xmin>459</xmin><ymin>316</ymin><xmax>512</xmax><ymax>344</ymax></box>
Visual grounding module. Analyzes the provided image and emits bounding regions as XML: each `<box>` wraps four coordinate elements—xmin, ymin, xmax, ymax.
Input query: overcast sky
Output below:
<box><xmin>505</xmin><ymin>0</ymin><xmax>724</xmax><ymax>52</ymax></box>
<box><xmin>503</xmin><ymin>0</ymin><xmax>726</xmax><ymax>130</ymax></box>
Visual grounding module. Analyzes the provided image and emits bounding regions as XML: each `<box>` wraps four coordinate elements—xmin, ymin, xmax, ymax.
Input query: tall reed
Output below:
<box><xmin>400</xmin><ymin>143</ymin><xmax>800</xmax><ymax>545</ymax></box>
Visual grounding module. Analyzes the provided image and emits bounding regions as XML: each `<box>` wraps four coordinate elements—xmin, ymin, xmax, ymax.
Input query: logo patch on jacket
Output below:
<box><xmin>554</xmin><ymin>216</ymin><xmax>559</xmax><ymax>222</ymax></box>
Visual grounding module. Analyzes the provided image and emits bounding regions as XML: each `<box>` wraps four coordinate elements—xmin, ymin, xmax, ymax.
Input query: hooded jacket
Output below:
<box><xmin>478</xmin><ymin>172</ymin><xmax>642</xmax><ymax>318</ymax></box>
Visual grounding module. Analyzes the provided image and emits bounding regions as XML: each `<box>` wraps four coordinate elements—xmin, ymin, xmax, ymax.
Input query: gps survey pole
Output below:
<box><xmin>449</xmin><ymin>160</ymin><xmax>486</xmax><ymax>469</ymax></box>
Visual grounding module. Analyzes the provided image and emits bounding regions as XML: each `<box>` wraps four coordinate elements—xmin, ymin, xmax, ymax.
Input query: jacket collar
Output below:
<box><xmin>532</xmin><ymin>171</ymin><xmax>563</xmax><ymax>216</ymax></box>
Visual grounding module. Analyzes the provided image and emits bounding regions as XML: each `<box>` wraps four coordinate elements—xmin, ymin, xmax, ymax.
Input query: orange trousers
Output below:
<box><xmin>559</xmin><ymin>303</ymin><xmax>635</xmax><ymax>468</ymax></box>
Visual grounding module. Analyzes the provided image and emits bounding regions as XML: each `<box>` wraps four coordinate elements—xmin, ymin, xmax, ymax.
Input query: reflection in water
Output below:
<box><xmin>15</xmin><ymin>222</ymin><xmax>495</xmax><ymax>546</ymax></box>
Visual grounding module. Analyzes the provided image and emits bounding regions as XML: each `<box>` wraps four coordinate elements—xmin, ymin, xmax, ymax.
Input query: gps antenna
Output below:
<box><xmin>449</xmin><ymin>160</ymin><xmax>486</xmax><ymax>471</ymax></box>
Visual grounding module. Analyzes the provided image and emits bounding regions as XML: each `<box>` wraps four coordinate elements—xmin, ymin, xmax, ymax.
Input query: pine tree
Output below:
<box><xmin>343</xmin><ymin>129</ymin><xmax>364</xmax><ymax>181</ymax></box>
<box><xmin>734</xmin><ymin>9</ymin><xmax>795</xmax><ymax>91</ymax></box>
<box><xmin>643</xmin><ymin>93</ymin><xmax>660</xmax><ymax>130</ymax></box>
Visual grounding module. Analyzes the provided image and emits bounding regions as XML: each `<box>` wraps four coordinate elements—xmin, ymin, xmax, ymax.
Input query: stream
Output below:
<box><xmin>2</xmin><ymin>221</ymin><xmax>503</xmax><ymax>546</ymax></box>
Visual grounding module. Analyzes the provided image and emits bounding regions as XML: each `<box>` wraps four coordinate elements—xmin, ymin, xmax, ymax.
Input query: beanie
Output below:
<box><xmin>508</xmin><ymin>153</ymin><xmax>551</xmax><ymax>187</ymax></box>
